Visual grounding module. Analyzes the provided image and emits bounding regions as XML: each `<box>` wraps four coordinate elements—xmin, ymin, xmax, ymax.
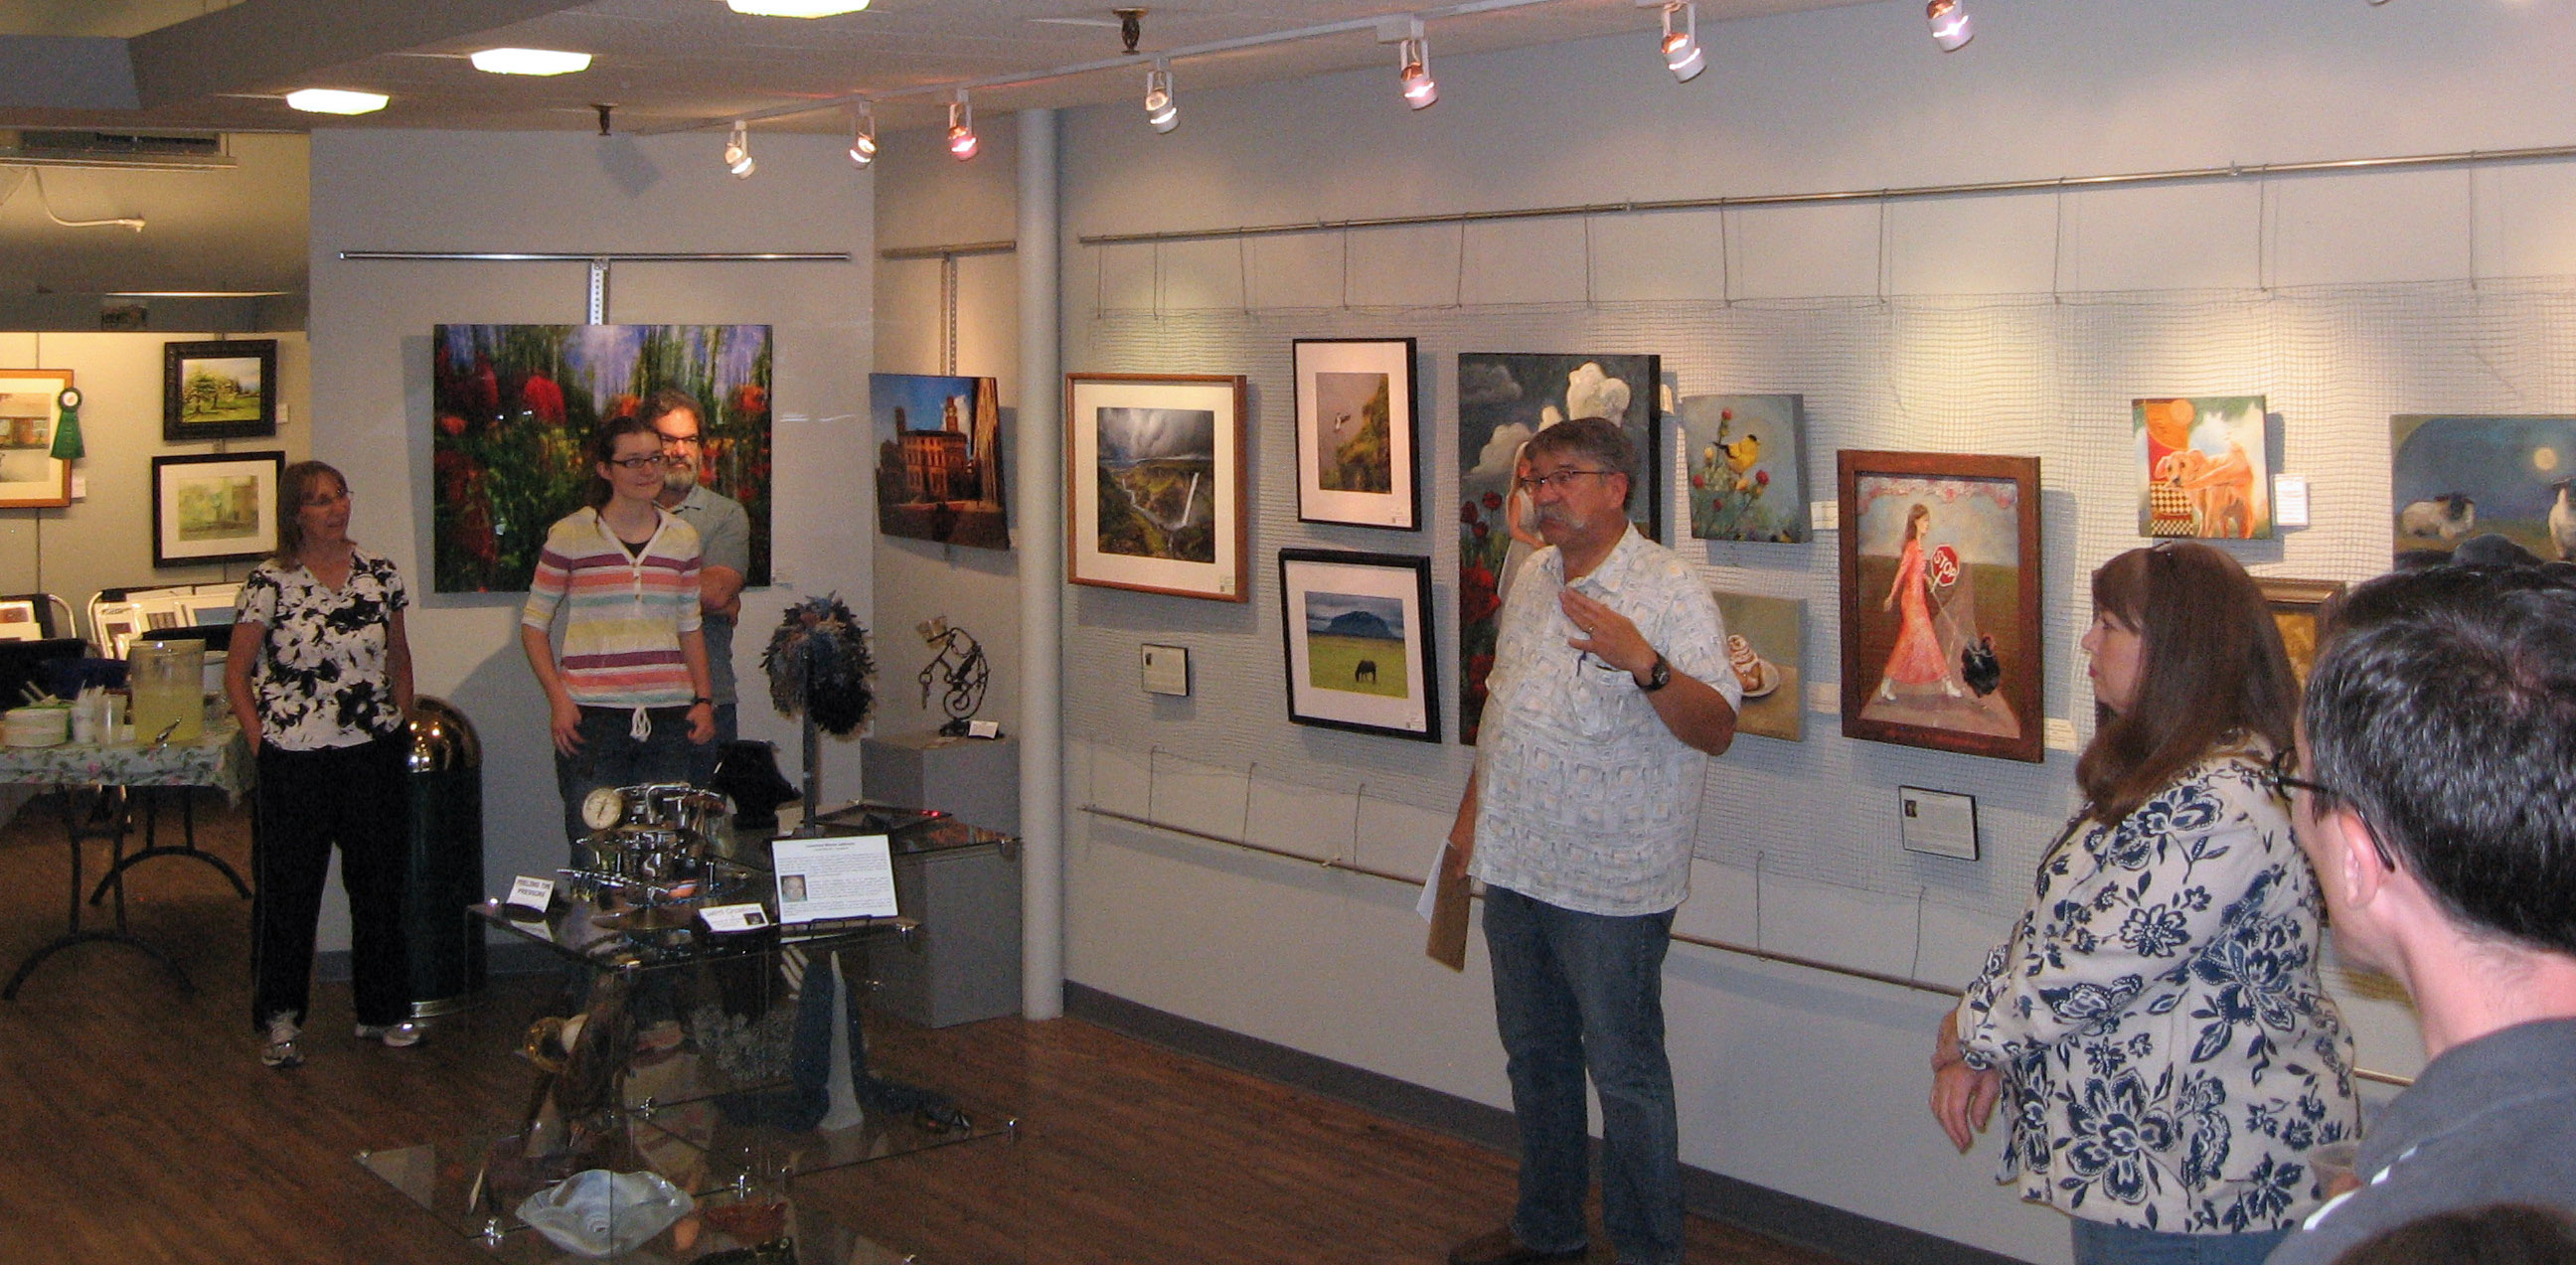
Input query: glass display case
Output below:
<box><xmin>360</xmin><ymin>801</ymin><xmax>1023</xmax><ymax>1262</ymax></box>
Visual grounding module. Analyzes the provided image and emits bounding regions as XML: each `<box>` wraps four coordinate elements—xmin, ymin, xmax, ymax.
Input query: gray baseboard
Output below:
<box><xmin>1063</xmin><ymin>983</ymin><xmax>2023</xmax><ymax>1265</ymax></box>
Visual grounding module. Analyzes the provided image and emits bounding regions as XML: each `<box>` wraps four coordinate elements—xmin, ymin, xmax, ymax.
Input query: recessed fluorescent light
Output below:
<box><xmin>470</xmin><ymin>48</ymin><xmax>592</xmax><ymax>76</ymax></box>
<box><xmin>105</xmin><ymin>290</ymin><xmax>292</xmax><ymax>298</ymax></box>
<box><xmin>725</xmin><ymin>0</ymin><xmax>870</xmax><ymax>16</ymax></box>
<box><xmin>285</xmin><ymin>88</ymin><xmax>390</xmax><ymax>115</ymax></box>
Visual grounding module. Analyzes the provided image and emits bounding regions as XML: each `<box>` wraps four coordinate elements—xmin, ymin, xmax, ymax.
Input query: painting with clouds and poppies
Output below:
<box><xmin>1454</xmin><ymin>352</ymin><xmax>1660</xmax><ymax>743</ymax></box>
<box><xmin>430</xmin><ymin>323</ymin><xmax>771</xmax><ymax>592</ymax></box>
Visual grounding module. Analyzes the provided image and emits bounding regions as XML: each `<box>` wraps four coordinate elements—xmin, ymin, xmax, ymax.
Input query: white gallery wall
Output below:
<box><xmin>951</xmin><ymin>2</ymin><xmax>2576</xmax><ymax>1262</ymax></box>
<box><xmin>306</xmin><ymin>128</ymin><xmax>873</xmax><ymax>945</ymax></box>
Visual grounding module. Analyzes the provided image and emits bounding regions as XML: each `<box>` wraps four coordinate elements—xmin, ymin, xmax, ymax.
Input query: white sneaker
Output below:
<box><xmin>356</xmin><ymin>1020</ymin><xmax>424</xmax><ymax>1048</ymax></box>
<box><xmin>260</xmin><ymin>1015</ymin><xmax>304</xmax><ymax>1069</ymax></box>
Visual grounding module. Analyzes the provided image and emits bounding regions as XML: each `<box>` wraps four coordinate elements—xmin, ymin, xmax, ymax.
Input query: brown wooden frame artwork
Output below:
<box><xmin>2256</xmin><ymin>576</ymin><xmax>2346</xmax><ymax>690</ymax></box>
<box><xmin>0</xmin><ymin>369</ymin><xmax>73</xmax><ymax>509</ymax></box>
<box><xmin>1838</xmin><ymin>449</ymin><xmax>2044</xmax><ymax>763</ymax></box>
<box><xmin>1064</xmin><ymin>372</ymin><xmax>1250</xmax><ymax>602</ymax></box>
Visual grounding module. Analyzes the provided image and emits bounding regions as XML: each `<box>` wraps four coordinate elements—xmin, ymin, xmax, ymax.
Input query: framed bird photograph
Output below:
<box><xmin>1293</xmin><ymin>339</ymin><xmax>1419</xmax><ymax>531</ymax></box>
<box><xmin>1677</xmin><ymin>394</ymin><xmax>1810</xmax><ymax>544</ymax></box>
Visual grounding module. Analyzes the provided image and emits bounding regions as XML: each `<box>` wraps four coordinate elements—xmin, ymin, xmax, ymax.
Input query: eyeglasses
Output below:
<box><xmin>1515</xmin><ymin>468</ymin><xmax>1616</xmax><ymax>495</ymax></box>
<box><xmin>606</xmin><ymin>454</ymin><xmax>672</xmax><ymax>471</ymax></box>
<box><xmin>2262</xmin><ymin>750</ymin><xmax>2397</xmax><ymax>871</ymax></box>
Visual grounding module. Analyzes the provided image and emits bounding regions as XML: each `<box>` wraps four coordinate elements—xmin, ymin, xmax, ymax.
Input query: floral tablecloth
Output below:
<box><xmin>0</xmin><ymin>722</ymin><xmax>253</xmax><ymax>802</ymax></box>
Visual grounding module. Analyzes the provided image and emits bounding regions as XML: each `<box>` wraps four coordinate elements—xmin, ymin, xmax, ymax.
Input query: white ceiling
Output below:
<box><xmin>0</xmin><ymin>0</ymin><xmax>1875</xmax><ymax>136</ymax></box>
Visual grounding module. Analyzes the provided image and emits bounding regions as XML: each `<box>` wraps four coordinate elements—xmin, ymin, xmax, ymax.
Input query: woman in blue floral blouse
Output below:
<box><xmin>1929</xmin><ymin>543</ymin><xmax>2357</xmax><ymax>1265</ymax></box>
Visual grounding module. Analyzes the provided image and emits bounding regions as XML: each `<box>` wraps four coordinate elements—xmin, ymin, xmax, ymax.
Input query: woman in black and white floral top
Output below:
<box><xmin>225</xmin><ymin>460</ymin><xmax>419</xmax><ymax>1070</ymax></box>
<box><xmin>1929</xmin><ymin>543</ymin><xmax>2357</xmax><ymax>1265</ymax></box>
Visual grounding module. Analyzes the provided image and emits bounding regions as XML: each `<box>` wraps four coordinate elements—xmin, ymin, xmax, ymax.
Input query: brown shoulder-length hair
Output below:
<box><xmin>272</xmin><ymin>460</ymin><xmax>348</xmax><ymax>565</ymax></box>
<box><xmin>582</xmin><ymin>413</ymin><xmax>662</xmax><ymax>510</ymax></box>
<box><xmin>2075</xmin><ymin>542</ymin><xmax>2299</xmax><ymax>825</ymax></box>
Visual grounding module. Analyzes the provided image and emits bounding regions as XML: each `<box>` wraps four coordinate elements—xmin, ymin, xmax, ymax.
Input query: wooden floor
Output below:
<box><xmin>0</xmin><ymin>791</ymin><xmax>1842</xmax><ymax>1265</ymax></box>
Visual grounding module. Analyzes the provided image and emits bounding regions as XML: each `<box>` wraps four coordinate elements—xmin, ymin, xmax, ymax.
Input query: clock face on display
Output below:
<box><xmin>581</xmin><ymin>786</ymin><xmax>627</xmax><ymax>832</ymax></box>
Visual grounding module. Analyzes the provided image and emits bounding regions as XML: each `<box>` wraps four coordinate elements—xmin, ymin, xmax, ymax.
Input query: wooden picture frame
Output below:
<box><xmin>0</xmin><ymin>369</ymin><xmax>74</xmax><ymax>509</ymax></box>
<box><xmin>2257</xmin><ymin>576</ymin><xmax>2347</xmax><ymax>689</ymax></box>
<box><xmin>1065</xmin><ymin>372</ymin><xmax>1249</xmax><ymax>602</ymax></box>
<box><xmin>1277</xmin><ymin>549</ymin><xmax>1440</xmax><ymax>742</ymax></box>
<box><xmin>151</xmin><ymin>450</ymin><xmax>284</xmax><ymax>567</ymax></box>
<box><xmin>1292</xmin><ymin>338</ymin><xmax>1419</xmax><ymax>530</ymax></box>
<box><xmin>163</xmin><ymin>339</ymin><xmax>278</xmax><ymax>441</ymax></box>
<box><xmin>1839</xmin><ymin>450</ymin><xmax>2044</xmax><ymax>763</ymax></box>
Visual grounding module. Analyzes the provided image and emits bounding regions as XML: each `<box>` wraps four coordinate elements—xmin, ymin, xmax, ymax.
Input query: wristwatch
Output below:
<box><xmin>1638</xmin><ymin>653</ymin><xmax>1672</xmax><ymax>694</ymax></box>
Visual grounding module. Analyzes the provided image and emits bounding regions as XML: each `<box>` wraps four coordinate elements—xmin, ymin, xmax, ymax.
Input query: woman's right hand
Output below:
<box><xmin>550</xmin><ymin>697</ymin><xmax>584</xmax><ymax>756</ymax></box>
<box><xmin>1931</xmin><ymin>1061</ymin><xmax>2002</xmax><ymax>1154</ymax></box>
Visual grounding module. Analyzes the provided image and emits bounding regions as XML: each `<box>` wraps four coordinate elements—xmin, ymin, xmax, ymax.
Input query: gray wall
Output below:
<box><xmin>306</xmin><ymin>127</ymin><xmax>873</xmax><ymax>942</ymax></box>
<box><xmin>878</xmin><ymin>2</ymin><xmax>2576</xmax><ymax>1261</ymax></box>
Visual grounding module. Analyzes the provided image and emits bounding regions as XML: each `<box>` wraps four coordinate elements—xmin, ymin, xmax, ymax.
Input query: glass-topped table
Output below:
<box><xmin>362</xmin><ymin>803</ymin><xmax>1022</xmax><ymax>1262</ymax></box>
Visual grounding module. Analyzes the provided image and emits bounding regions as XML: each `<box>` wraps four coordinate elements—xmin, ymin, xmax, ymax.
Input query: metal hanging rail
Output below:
<box><xmin>335</xmin><ymin>249</ymin><xmax>853</xmax><ymax>323</ymax></box>
<box><xmin>1074</xmin><ymin>141</ymin><xmax>2576</xmax><ymax>249</ymax></box>
<box><xmin>880</xmin><ymin>239</ymin><xmax>1018</xmax><ymax>261</ymax></box>
<box><xmin>1076</xmin><ymin>801</ymin><xmax>2415</xmax><ymax>1087</ymax></box>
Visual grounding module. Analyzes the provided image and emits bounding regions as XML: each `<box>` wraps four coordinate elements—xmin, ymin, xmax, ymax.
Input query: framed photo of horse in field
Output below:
<box><xmin>163</xmin><ymin>339</ymin><xmax>278</xmax><ymax>441</ymax></box>
<box><xmin>1277</xmin><ymin>549</ymin><xmax>1439</xmax><ymax>742</ymax></box>
<box><xmin>1293</xmin><ymin>338</ymin><xmax>1419</xmax><ymax>531</ymax></box>
<box><xmin>1065</xmin><ymin>372</ymin><xmax>1248</xmax><ymax>602</ymax></box>
<box><xmin>1838</xmin><ymin>450</ymin><xmax>2043</xmax><ymax>763</ymax></box>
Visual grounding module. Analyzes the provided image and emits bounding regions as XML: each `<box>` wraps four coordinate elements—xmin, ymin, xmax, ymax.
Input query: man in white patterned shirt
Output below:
<box><xmin>1444</xmin><ymin>417</ymin><xmax>1739</xmax><ymax>1265</ymax></box>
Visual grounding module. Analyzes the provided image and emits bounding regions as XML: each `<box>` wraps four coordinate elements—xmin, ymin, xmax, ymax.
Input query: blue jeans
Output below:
<box><xmin>553</xmin><ymin>705</ymin><xmax>706</xmax><ymax>848</ymax></box>
<box><xmin>2070</xmin><ymin>1220</ymin><xmax>2292</xmax><ymax>1265</ymax></box>
<box><xmin>1482</xmin><ymin>885</ymin><xmax>1683</xmax><ymax>1265</ymax></box>
<box><xmin>686</xmin><ymin>703</ymin><xmax>738</xmax><ymax>787</ymax></box>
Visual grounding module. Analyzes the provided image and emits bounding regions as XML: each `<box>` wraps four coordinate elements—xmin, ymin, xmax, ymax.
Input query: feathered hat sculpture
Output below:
<box><xmin>763</xmin><ymin>594</ymin><xmax>876</xmax><ymax>735</ymax></box>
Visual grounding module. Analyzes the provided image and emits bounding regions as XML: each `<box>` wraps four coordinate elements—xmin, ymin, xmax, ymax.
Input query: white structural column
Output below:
<box><xmin>1017</xmin><ymin>107</ymin><xmax>1065</xmax><ymax>1021</ymax></box>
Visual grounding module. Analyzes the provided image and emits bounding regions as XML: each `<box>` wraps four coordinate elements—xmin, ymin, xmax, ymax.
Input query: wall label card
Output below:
<box><xmin>769</xmin><ymin>834</ymin><xmax>899</xmax><ymax>924</ymax></box>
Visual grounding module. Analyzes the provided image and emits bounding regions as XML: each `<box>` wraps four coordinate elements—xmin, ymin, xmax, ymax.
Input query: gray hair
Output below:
<box><xmin>1525</xmin><ymin>416</ymin><xmax>1635</xmax><ymax>508</ymax></box>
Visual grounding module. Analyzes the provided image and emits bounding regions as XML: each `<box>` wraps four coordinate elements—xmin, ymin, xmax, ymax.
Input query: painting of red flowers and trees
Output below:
<box><xmin>431</xmin><ymin>324</ymin><xmax>772</xmax><ymax>592</ymax></box>
<box><xmin>1455</xmin><ymin>352</ymin><xmax>1661</xmax><ymax>743</ymax></box>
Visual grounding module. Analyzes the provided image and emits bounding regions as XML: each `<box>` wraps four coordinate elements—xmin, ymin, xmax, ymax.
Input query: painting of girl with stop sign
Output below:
<box><xmin>1838</xmin><ymin>450</ymin><xmax>2043</xmax><ymax>763</ymax></box>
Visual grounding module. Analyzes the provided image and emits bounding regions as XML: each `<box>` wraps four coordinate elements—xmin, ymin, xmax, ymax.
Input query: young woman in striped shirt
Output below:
<box><xmin>520</xmin><ymin>413</ymin><xmax>718</xmax><ymax>848</ymax></box>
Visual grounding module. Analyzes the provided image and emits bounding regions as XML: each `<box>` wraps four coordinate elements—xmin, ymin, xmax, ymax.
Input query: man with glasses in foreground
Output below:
<box><xmin>2265</xmin><ymin>557</ymin><xmax>2576</xmax><ymax>1264</ymax></box>
<box><xmin>1443</xmin><ymin>417</ymin><xmax>1738</xmax><ymax>1265</ymax></box>
<box><xmin>644</xmin><ymin>389</ymin><xmax>752</xmax><ymax>782</ymax></box>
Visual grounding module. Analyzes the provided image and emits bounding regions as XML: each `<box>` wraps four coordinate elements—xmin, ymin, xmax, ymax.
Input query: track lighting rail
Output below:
<box><xmin>1075</xmin><ymin>141</ymin><xmax>2576</xmax><ymax>248</ymax></box>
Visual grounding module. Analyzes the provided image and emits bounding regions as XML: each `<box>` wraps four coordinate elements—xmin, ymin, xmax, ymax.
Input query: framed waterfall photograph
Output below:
<box><xmin>1293</xmin><ymin>338</ymin><xmax>1419</xmax><ymax>530</ymax></box>
<box><xmin>1277</xmin><ymin>549</ymin><xmax>1439</xmax><ymax>742</ymax></box>
<box><xmin>1065</xmin><ymin>372</ymin><xmax>1248</xmax><ymax>602</ymax></box>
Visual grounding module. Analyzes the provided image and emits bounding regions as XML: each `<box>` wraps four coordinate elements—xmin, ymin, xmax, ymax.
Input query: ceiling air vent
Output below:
<box><xmin>0</xmin><ymin>130</ymin><xmax>235</xmax><ymax>170</ymax></box>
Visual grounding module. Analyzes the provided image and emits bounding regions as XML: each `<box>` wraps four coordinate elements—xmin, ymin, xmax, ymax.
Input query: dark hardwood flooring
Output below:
<box><xmin>0</xmin><ymin>790</ymin><xmax>1842</xmax><ymax>1264</ymax></box>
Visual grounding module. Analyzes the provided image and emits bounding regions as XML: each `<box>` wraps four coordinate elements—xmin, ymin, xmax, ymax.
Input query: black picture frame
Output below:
<box><xmin>1292</xmin><ymin>338</ymin><xmax>1420</xmax><ymax>530</ymax></box>
<box><xmin>162</xmin><ymin>339</ymin><xmax>279</xmax><ymax>441</ymax></box>
<box><xmin>1277</xmin><ymin>548</ymin><xmax>1440</xmax><ymax>742</ymax></box>
<box><xmin>151</xmin><ymin>450</ymin><xmax>285</xmax><ymax>567</ymax></box>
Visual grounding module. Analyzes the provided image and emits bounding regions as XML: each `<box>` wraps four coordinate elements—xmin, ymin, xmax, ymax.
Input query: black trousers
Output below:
<box><xmin>250</xmin><ymin>734</ymin><xmax>410</xmax><ymax>1029</ymax></box>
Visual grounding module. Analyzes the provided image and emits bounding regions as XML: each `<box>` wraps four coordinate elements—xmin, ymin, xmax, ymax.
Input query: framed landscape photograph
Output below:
<box><xmin>2257</xmin><ymin>576</ymin><xmax>2347</xmax><ymax>688</ymax></box>
<box><xmin>1838</xmin><ymin>450</ymin><xmax>2043</xmax><ymax>763</ymax></box>
<box><xmin>0</xmin><ymin>369</ymin><xmax>73</xmax><ymax>509</ymax></box>
<box><xmin>1293</xmin><ymin>338</ymin><xmax>1419</xmax><ymax>530</ymax></box>
<box><xmin>1277</xmin><ymin>549</ymin><xmax>1439</xmax><ymax>742</ymax></box>
<box><xmin>430</xmin><ymin>323</ymin><xmax>773</xmax><ymax>592</ymax></box>
<box><xmin>1711</xmin><ymin>590</ymin><xmax>1804</xmax><ymax>742</ymax></box>
<box><xmin>152</xmin><ymin>450</ymin><xmax>284</xmax><ymax>567</ymax></box>
<box><xmin>163</xmin><ymin>339</ymin><xmax>278</xmax><ymax>441</ymax></box>
<box><xmin>1065</xmin><ymin>372</ymin><xmax>1248</xmax><ymax>602</ymax></box>
<box><xmin>872</xmin><ymin>373</ymin><xmax>1008</xmax><ymax>550</ymax></box>
<box><xmin>1455</xmin><ymin>352</ymin><xmax>1661</xmax><ymax>742</ymax></box>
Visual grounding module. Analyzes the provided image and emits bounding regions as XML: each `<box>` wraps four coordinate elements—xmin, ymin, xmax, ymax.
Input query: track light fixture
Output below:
<box><xmin>1926</xmin><ymin>0</ymin><xmax>1972</xmax><ymax>51</ymax></box>
<box><xmin>848</xmin><ymin>106</ymin><xmax>878</xmax><ymax>166</ymax></box>
<box><xmin>724</xmin><ymin>120</ymin><xmax>755</xmax><ymax>177</ymax></box>
<box><xmin>1143</xmin><ymin>63</ymin><xmax>1178</xmax><ymax>133</ymax></box>
<box><xmin>947</xmin><ymin>93</ymin><xmax>979</xmax><ymax>160</ymax></box>
<box><xmin>1659</xmin><ymin>2</ymin><xmax>1704</xmax><ymax>82</ymax></box>
<box><xmin>1396</xmin><ymin>36</ymin><xmax>1437</xmax><ymax>109</ymax></box>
